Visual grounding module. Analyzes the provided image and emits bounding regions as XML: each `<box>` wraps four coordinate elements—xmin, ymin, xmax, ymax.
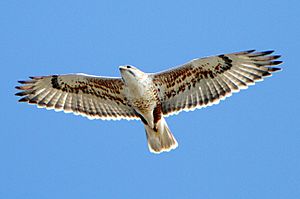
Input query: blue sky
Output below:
<box><xmin>1</xmin><ymin>0</ymin><xmax>299</xmax><ymax>198</ymax></box>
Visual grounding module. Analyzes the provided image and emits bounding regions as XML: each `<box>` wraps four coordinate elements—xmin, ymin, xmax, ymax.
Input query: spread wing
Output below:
<box><xmin>152</xmin><ymin>50</ymin><xmax>282</xmax><ymax>116</ymax></box>
<box><xmin>16</xmin><ymin>74</ymin><xmax>139</xmax><ymax>120</ymax></box>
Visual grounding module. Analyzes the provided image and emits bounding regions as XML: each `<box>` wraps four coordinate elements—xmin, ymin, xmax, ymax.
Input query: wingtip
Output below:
<box><xmin>18</xmin><ymin>97</ymin><xmax>29</xmax><ymax>102</ymax></box>
<box><xmin>271</xmin><ymin>60</ymin><xmax>283</xmax><ymax>65</ymax></box>
<box><xmin>247</xmin><ymin>49</ymin><xmax>256</xmax><ymax>53</ymax></box>
<box><xmin>262</xmin><ymin>50</ymin><xmax>275</xmax><ymax>55</ymax></box>
<box><xmin>18</xmin><ymin>80</ymin><xmax>26</xmax><ymax>84</ymax></box>
<box><xmin>272</xmin><ymin>55</ymin><xmax>281</xmax><ymax>60</ymax></box>
<box><xmin>18</xmin><ymin>79</ymin><xmax>35</xmax><ymax>84</ymax></box>
<box><xmin>15</xmin><ymin>91</ymin><xmax>26</xmax><ymax>96</ymax></box>
<box><xmin>249</xmin><ymin>50</ymin><xmax>275</xmax><ymax>57</ymax></box>
<box><xmin>233</xmin><ymin>49</ymin><xmax>256</xmax><ymax>55</ymax></box>
<box><xmin>269</xmin><ymin>67</ymin><xmax>282</xmax><ymax>72</ymax></box>
<box><xmin>29</xmin><ymin>76</ymin><xmax>44</xmax><ymax>80</ymax></box>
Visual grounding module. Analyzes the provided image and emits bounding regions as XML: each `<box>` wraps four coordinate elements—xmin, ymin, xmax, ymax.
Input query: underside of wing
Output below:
<box><xmin>152</xmin><ymin>50</ymin><xmax>282</xmax><ymax>116</ymax></box>
<box><xmin>16</xmin><ymin>74</ymin><xmax>139</xmax><ymax>120</ymax></box>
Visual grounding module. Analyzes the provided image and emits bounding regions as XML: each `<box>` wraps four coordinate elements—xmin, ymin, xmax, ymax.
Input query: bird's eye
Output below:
<box><xmin>126</xmin><ymin>65</ymin><xmax>131</xmax><ymax>69</ymax></box>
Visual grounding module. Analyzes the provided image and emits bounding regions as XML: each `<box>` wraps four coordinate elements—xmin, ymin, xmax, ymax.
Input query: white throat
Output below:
<box><xmin>119</xmin><ymin>66</ymin><xmax>152</xmax><ymax>98</ymax></box>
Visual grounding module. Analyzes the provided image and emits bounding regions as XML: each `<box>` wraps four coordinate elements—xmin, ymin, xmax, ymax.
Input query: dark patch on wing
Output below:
<box><xmin>51</xmin><ymin>75</ymin><xmax>61</xmax><ymax>89</ymax></box>
<box><xmin>216</xmin><ymin>55</ymin><xmax>233</xmax><ymax>74</ymax></box>
<box><xmin>153</xmin><ymin>50</ymin><xmax>282</xmax><ymax>116</ymax></box>
<box><xmin>16</xmin><ymin>75</ymin><xmax>140</xmax><ymax>120</ymax></box>
<box><xmin>48</xmin><ymin>76</ymin><xmax>127</xmax><ymax>106</ymax></box>
<box><xmin>157</xmin><ymin>65</ymin><xmax>219</xmax><ymax>101</ymax></box>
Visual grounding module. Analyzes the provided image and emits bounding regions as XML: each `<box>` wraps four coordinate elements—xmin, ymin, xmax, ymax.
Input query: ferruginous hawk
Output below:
<box><xmin>16</xmin><ymin>50</ymin><xmax>282</xmax><ymax>154</ymax></box>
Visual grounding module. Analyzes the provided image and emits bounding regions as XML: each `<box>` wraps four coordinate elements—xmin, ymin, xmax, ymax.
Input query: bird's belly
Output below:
<box><xmin>131</xmin><ymin>97</ymin><xmax>156</xmax><ymax>113</ymax></box>
<box><xmin>130</xmin><ymin>95</ymin><xmax>158</xmax><ymax>128</ymax></box>
<box><xmin>127</xmin><ymin>89</ymin><xmax>157</xmax><ymax>113</ymax></box>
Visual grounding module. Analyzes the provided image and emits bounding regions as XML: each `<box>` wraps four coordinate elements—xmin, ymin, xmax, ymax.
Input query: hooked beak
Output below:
<box><xmin>119</xmin><ymin>66</ymin><xmax>135</xmax><ymax>77</ymax></box>
<box><xmin>119</xmin><ymin>66</ymin><xmax>126</xmax><ymax>71</ymax></box>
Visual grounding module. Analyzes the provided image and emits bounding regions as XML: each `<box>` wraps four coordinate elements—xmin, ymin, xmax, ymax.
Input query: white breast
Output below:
<box><xmin>125</xmin><ymin>78</ymin><xmax>157</xmax><ymax>113</ymax></box>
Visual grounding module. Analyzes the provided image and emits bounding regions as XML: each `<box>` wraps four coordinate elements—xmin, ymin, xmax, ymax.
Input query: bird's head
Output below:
<box><xmin>119</xmin><ymin>65</ymin><xmax>148</xmax><ymax>84</ymax></box>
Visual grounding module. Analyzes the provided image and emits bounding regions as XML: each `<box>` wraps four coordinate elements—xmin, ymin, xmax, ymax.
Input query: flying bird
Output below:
<box><xmin>16</xmin><ymin>50</ymin><xmax>282</xmax><ymax>154</ymax></box>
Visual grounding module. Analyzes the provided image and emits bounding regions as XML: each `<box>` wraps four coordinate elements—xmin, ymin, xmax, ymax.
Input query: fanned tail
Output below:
<box><xmin>145</xmin><ymin>118</ymin><xmax>178</xmax><ymax>154</ymax></box>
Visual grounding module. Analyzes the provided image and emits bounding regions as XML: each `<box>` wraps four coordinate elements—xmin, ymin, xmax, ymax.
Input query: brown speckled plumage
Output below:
<box><xmin>152</xmin><ymin>50</ymin><xmax>281</xmax><ymax>116</ymax></box>
<box><xmin>16</xmin><ymin>74</ymin><xmax>138</xmax><ymax>120</ymax></box>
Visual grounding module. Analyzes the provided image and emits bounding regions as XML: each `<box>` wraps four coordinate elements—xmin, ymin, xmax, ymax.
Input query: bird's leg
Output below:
<box><xmin>152</xmin><ymin>104</ymin><xmax>162</xmax><ymax>133</ymax></box>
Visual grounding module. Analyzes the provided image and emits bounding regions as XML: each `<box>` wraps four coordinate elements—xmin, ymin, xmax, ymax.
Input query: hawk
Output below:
<box><xmin>16</xmin><ymin>50</ymin><xmax>282</xmax><ymax>154</ymax></box>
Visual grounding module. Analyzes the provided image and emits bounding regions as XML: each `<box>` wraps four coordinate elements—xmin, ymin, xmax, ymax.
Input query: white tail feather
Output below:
<box><xmin>145</xmin><ymin>118</ymin><xmax>178</xmax><ymax>154</ymax></box>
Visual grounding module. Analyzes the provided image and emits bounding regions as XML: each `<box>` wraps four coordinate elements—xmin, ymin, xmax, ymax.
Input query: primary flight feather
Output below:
<box><xmin>16</xmin><ymin>50</ymin><xmax>282</xmax><ymax>154</ymax></box>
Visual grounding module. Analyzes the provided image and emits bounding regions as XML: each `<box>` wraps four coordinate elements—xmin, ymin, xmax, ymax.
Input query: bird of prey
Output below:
<box><xmin>16</xmin><ymin>50</ymin><xmax>282</xmax><ymax>154</ymax></box>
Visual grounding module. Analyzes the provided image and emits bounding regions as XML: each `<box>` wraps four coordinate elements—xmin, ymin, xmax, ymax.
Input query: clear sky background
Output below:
<box><xmin>1</xmin><ymin>0</ymin><xmax>299</xmax><ymax>198</ymax></box>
